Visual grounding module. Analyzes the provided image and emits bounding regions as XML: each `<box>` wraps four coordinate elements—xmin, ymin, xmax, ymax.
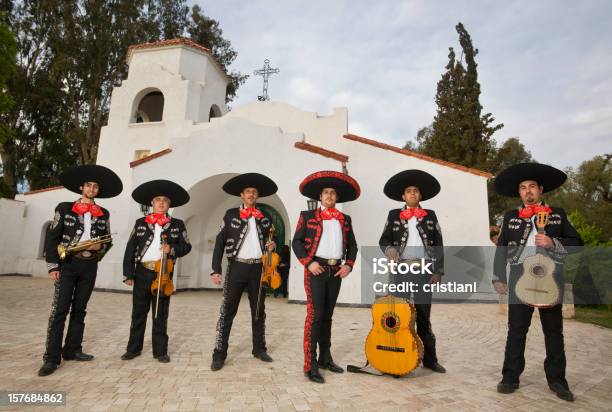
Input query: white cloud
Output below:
<box><xmin>196</xmin><ymin>0</ymin><xmax>612</xmax><ymax>168</ymax></box>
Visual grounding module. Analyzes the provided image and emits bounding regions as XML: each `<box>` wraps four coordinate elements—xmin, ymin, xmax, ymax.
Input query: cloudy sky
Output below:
<box><xmin>196</xmin><ymin>0</ymin><xmax>611</xmax><ymax>169</ymax></box>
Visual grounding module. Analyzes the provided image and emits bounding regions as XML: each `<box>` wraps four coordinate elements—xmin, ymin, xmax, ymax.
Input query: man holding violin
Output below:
<box><xmin>121</xmin><ymin>179</ymin><xmax>191</xmax><ymax>364</ymax></box>
<box><xmin>210</xmin><ymin>173</ymin><xmax>278</xmax><ymax>371</ymax></box>
<box><xmin>292</xmin><ymin>170</ymin><xmax>360</xmax><ymax>383</ymax></box>
<box><xmin>39</xmin><ymin>165</ymin><xmax>122</xmax><ymax>377</ymax></box>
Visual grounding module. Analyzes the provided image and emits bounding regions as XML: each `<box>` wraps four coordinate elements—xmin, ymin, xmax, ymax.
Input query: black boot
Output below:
<box><xmin>120</xmin><ymin>351</ymin><xmax>141</xmax><ymax>360</ymax></box>
<box><xmin>38</xmin><ymin>362</ymin><xmax>59</xmax><ymax>377</ymax></box>
<box><xmin>211</xmin><ymin>358</ymin><xmax>224</xmax><ymax>371</ymax></box>
<box><xmin>157</xmin><ymin>354</ymin><xmax>170</xmax><ymax>363</ymax></box>
<box><xmin>497</xmin><ymin>381</ymin><xmax>519</xmax><ymax>394</ymax></box>
<box><xmin>318</xmin><ymin>357</ymin><xmax>344</xmax><ymax>373</ymax></box>
<box><xmin>549</xmin><ymin>382</ymin><xmax>574</xmax><ymax>402</ymax></box>
<box><xmin>254</xmin><ymin>351</ymin><xmax>273</xmax><ymax>362</ymax></box>
<box><xmin>305</xmin><ymin>367</ymin><xmax>325</xmax><ymax>383</ymax></box>
<box><xmin>423</xmin><ymin>362</ymin><xmax>446</xmax><ymax>373</ymax></box>
<box><xmin>63</xmin><ymin>351</ymin><xmax>94</xmax><ymax>361</ymax></box>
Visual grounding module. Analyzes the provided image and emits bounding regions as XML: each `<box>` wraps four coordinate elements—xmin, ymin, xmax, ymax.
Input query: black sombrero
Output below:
<box><xmin>383</xmin><ymin>169</ymin><xmax>440</xmax><ymax>201</ymax></box>
<box><xmin>132</xmin><ymin>180</ymin><xmax>190</xmax><ymax>207</ymax></box>
<box><xmin>299</xmin><ymin>171</ymin><xmax>361</xmax><ymax>203</ymax></box>
<box><xmin>222</xmin><ymin>173</ymin><xmax>278</xmax><ymax>197</ymax></box>
<box><xmin>494</xmin><ymin>163</ymin><xmax>567</xmax><ymax>197</ymax></box>
<box><xmin>59</xmin><ymin>165</ymin><xmax>123</xmax><ymax>198</ymax></box>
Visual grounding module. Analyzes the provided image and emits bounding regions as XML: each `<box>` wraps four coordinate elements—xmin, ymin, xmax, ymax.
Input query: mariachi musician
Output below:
<box><xmin>210</xmin><ymin>173</ymin><xmax>278</xmax><ymax>371</ymax></box>
<box><xmin>378</xmin><ymin>169</ymin><xmax>446</xmax><ymax>374</ymax></box>
<box><xmin>121</xmin><ymin>179</ymin><xmax>191</xmax><ymax>363</ymax></box>
<box><xmin>292</xmin><ymin>170</ymin><xmax>360</xmax><ymax>383</ymax></box>
<box><xmin>39</xmin><ymin>165</ymin><xmax>122</xmax><ymax>376</ymax></box>
<box><xmin>493</xmin><ymin>163</ymin><xmax>582</xmax><ymax>402</ymax></box>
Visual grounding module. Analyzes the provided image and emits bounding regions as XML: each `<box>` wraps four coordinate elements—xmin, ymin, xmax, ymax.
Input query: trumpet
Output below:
<box><xmin>58</xmin><ymin>233</ymin><xmax>114</xmax><ymax>260</ymax></box>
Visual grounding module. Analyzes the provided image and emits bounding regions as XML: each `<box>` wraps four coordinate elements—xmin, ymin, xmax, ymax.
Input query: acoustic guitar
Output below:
<box><xmin>364</xmin><ymin>294</ymin><xmax>423</xmax><ymax>376</ymax></box>
<box><xmin>514</xmin><ymin>211</ymin><xmax>561</xmax><ymax>307</ymax></box>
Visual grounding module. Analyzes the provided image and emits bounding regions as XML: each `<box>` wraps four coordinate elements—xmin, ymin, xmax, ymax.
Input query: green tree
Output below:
<box><xmin>0</xmin><ymin>9</ymin><xmax>17</xmax><ymax>197</ymax></box>
<box><xmin>419</xmin><ymin>23</ymin><xmax>503</xmax><ymax>171</ymax></box>
<box><xmin>1</xmin><ymin>0</ymin><xmax>245</xmax><ymax>196</ymax></box>
<box><xmin>403</xmin><ymin>125</ymin><xmax>431</xmax><ymax>152</ymax></box>
<box><xmin>547</xmin><ymin>154</ymin><xmax>612</xmax><ymax>243</ymax></box>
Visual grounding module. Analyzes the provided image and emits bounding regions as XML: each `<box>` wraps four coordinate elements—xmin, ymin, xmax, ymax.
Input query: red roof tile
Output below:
<box><xmin>294</xmin><ymin>142</ymin><xmax>349</xmax><ymax>163</ymax></box>
<box><xmin>343</xmin><ymin>134</ymin><xmax>492</xmax><ymax>178</ymax></box>
<box><xmin>126</xmin><ymin>38</ymin><xmax>228</xmax><ymax>81</ymax></box>
<box><xmin>23</xmin><ymin>186</ymin><xmax>64</xmax><ymax>196</ymax></box>
<box><xmin>130</xmin><ymin>148</ymin><xmax>173</xmax><ymax>168</ymax></box>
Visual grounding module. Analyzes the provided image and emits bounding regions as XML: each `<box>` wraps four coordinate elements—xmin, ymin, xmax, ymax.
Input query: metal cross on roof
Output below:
<box><xmin>254</xmin><ymin>59</ymin><xmax>280</xmax><ymax>101</ymax></box>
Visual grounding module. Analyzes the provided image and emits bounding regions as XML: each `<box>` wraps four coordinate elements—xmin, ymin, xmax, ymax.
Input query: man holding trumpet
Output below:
<box><xmin>39</xmin><ymin>165</ymin><xmax>123</xmax><ymax>376</ymax></box>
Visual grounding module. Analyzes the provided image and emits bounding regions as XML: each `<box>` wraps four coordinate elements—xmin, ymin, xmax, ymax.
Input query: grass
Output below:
<box><xmin>574</xmin><ymin>305</ymin><xmax>612</xmax><ymax>329</ymax></box>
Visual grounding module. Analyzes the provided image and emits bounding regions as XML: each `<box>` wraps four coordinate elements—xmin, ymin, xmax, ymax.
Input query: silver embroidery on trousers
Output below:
<box><xmin>43</xmin><ymin>276</ymin><xmax>62</xmax><ymax>362</ymax></box>
<box><xmin>214</xmin><ymin>262</ymin><xmax>232</xmax><ymax>351</ymax></box>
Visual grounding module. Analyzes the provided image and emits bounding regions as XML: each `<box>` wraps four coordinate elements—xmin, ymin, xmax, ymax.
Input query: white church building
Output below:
<box><xmin>0</xmin><ymin>38</ymin><xmax>494</xmax><ymax>304</ymax></box>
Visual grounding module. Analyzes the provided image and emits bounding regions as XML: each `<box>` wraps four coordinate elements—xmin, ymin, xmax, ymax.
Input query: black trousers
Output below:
<box><xmin>43</xmin><ymin>258</ymin><xmax>98</xmax><ymax>364</ymax></box>
<box><xmin>213</xmin><ymin>261</ymin><xmax>266</xmax><ymax>361</ymax></box>
<box><xmin>126</xmin><ymin>266</ymin><xmax>171</xmax><ymax>357</ymax></box>
<box><xmin>411</xmin><ymin>274</ymin><xmax>438</xmax><ymax>367</ymax></box>
<box><xmin>502</xmin><ymin>266</ymin><xmax>567</xmax><ymax>387</ymax></box>
<box><xmin>303</xmin><ymin>265</ymin><xmax>342</xmax><ymax>372</ymax></box>
<box><xmin>393</xmin><ymin>272</ymin><xmax>439</xmax><ymax>367</ymax></box>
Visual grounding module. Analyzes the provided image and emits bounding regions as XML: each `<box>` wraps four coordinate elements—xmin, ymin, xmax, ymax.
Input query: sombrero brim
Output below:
<box><xmin>299</xmin><ymin>171</ymin><xmax>361</xmax><ymax>203</ymax></box>
<box><xmin>383</xmin><ymin>170</ymin><xmax>440</xmax><ymax>201</ymax></box>
<box><xmin>59</xmin><ymin>165</ymin><xmax>123</xmax><ymax>198</ymax></box>
<box><xmin>132</xmin><ymin>180</ymin><xmax>190</xmax><ymax>207</ymax></box>
<box><xmin>494</xmin><ymin>163</ymin><xmax>567</xmax><ymax>197</ymax></box>
<box><xmin>222</xmin><ymin>173</ymin><xmax>278</xmax><ymax>197</ymax></box>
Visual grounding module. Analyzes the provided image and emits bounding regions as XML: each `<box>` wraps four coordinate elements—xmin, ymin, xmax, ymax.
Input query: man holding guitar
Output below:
<box><xmin>493</xmin><ymin>163</ymin><xmax>582</xmax><ymax>402</ymax></box>
<box><xmin>292</xmin><ymin>171</ymin><xmax>360</xmax><ymax>383</ymax></box>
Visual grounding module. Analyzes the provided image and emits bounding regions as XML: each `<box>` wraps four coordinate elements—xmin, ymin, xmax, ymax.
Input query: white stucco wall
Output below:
<box><xmin>0</xmin><ymin>199</ymin><xmax>26</xmax><ymax>274</ymax></box>
<box><xmin>225</xmin><ymin>102</ymin><xmax>348</xmax><ymax>151</ymax></box>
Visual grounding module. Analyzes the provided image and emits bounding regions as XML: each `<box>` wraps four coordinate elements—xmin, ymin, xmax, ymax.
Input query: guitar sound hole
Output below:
<box><xmin>381</xmin><ymin>312</ymin><xmax>400</xmax><ymax>332</ymax></box>
<box><xmin>532</xmin><ymin>265</ymin><xmax>545</xmax><ymax>277</ymax></box>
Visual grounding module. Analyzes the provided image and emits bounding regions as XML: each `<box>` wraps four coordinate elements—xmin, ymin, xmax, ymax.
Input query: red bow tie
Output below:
<box><xmin>400</xmin><ymin>207</ymin><xmax>428</xmax><ymax>220</ymax></box>
<box><xmin>72</xmin><ymin>202</ymin><xmax>103</xmax><ymax>217</ymax></box>
<box><xmin>240</xmin><ymin>207</ymin><xmax>264</xmax><ymax>220</ymax></box>
<box><xmin>518</xmin><ymin>204</ymin><xmax>552</xmax><ymax>219</ymax></box>
<box><xmin>145</xmin><ymin>213</ymin><xmax>171</xmax><ymax>226</ymax></box>
<box><xmin>320</xmin><ymin>207</ymin><xmax>344</xmax><ymax>221</ymax></box>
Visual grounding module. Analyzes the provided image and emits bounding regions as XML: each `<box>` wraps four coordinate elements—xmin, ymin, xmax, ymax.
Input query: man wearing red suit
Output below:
<box><xmin>292</xmin><ymin>170</ymin><xmax>360</xmax><ymax>383</ymax></box>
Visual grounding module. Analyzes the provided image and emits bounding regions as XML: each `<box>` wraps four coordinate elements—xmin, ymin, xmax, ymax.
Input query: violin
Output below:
<box><xmin>262</xmin><ymin>226</ymin><xmax>282</xmax><ymax>290</ymax></box>
<box><xmin>255</xmin><ymin>226</ymin><xmax>281</xmax><ymax>320</ymax></box>
<box><xmin>151</xmin><ymin>234</ymin><xmax>174</xmax><ymax>318</ymax></box>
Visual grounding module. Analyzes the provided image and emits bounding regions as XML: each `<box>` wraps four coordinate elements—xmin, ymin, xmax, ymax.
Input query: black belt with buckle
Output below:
<box><xmin>314</xmin><ymin>257</ymin><xmax>341</xmax><ymax>267</ymax></box>
<box><xmin>232</xmin><ymin>257</ymin><xmax>263</xmax><ymax>264</ymax></box>
<box><xmin>74</xmin><ymin>250</ymin><xmax>98</xmax><ymax>260</ymax></box>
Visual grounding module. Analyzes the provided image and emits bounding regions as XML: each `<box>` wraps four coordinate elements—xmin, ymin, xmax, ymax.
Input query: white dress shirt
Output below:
<box><xmin>79</xmin><ymin>212</ymin><xmax>92</xmax><ymax>242</ymax></box>
<box><xmin>401</xmin><ymin>216</ymin><xmax>426</xmax><ymax>259</ymax></box>
<box><xmin>315</xmin><ymin>208</ymin><xmax>343</xmax><ymax>259</ymax></box>
<box><xmin>518</xmin><ymin>215</ymin><xmax>537</xmax><ymax>264</ymax></box>
<box><xmin>237</xmin><ymin>216</ymin><xmax>263</xmax><ymax>259</ymax></box>
<box><xmin>142</xmin><ymin>224</ymin><xmax>163</xmax><ymax>262</ymax></box>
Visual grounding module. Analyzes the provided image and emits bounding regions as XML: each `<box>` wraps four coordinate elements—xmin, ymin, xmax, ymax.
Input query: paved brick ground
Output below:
<box><xmin>0</xmin><ymin>276</ymin><xmax>611</xmax><ymax>411</ymax></box>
